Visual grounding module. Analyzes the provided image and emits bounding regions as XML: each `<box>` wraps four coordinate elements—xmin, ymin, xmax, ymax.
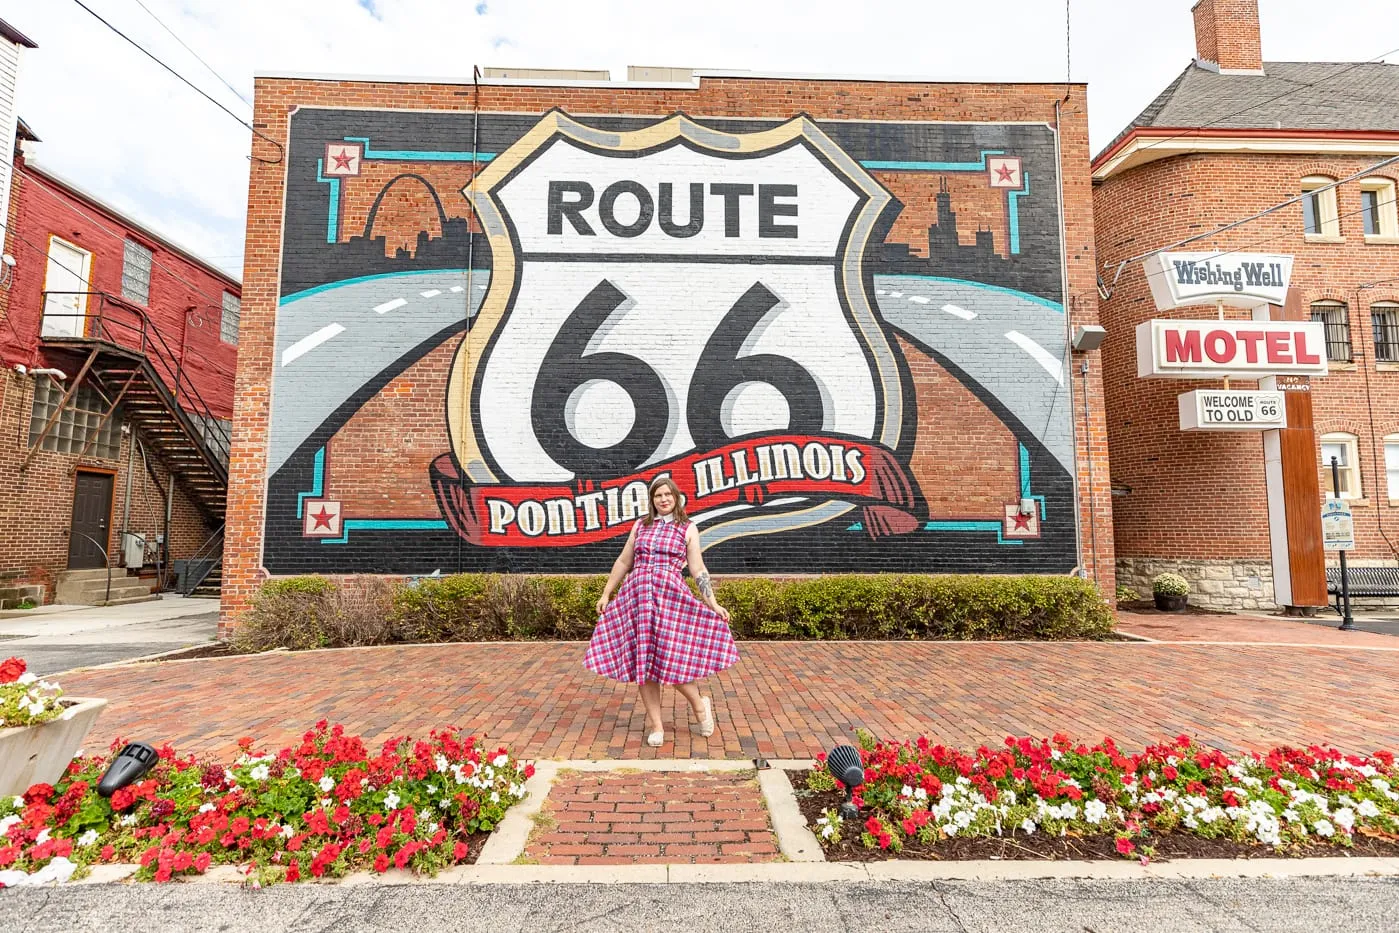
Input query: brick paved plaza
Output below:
<box><xmin>54</xmin><ymin>614</ymin><xmax>1399</xmax><ymax>761</ymax></box>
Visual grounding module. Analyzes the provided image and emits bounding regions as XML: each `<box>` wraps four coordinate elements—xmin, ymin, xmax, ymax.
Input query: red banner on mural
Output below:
<box><xmin>429</xmin><ymin>434</ymin><xmax>924</xmax><ymax>548</ymax></box>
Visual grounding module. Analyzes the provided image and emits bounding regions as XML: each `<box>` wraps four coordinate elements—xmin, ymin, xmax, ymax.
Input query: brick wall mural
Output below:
<box><xmin>266</xmin><ymin>107</ymin><xmax>1078</xmax><ymax>575</ymax></box>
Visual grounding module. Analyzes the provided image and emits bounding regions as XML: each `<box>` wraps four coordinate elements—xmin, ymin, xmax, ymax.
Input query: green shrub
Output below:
<box><xmin>236</xmin><ymin>571</ymin><xmax>1113</xmax><ymax>649</ymax></box>
<box><xmin>1115</xmin><ymin>584</ymin><xmax>1139</xmax><ymax>603</ymax></box>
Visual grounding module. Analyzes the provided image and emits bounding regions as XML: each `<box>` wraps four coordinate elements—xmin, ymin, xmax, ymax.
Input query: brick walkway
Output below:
<box><xmin>523</xmin><ymin>770</ymin><xmax>778</xmax><ymax>865</ymax></box>
<box><xmin>56</xmin><ymin>628</ymin><xmax>1399</xmax><ymax>760</ymax></box>
<box><xmin>1117</xmin><ymin>611</ymin><xmax>1399</xmax><ymax>647</ymax></box>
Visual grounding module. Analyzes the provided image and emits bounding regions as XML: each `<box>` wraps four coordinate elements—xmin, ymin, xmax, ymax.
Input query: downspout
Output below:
<box><xmin>164</xmin><ymin>477</ymin><xmax>173</xmax><ymax>593</ymax></box>
<box><xmin>1053</xmin><ymin>96</ymin><xmax>1089</xmax><ymax>580</ymax></box>
<box><xmin>121</xmin><ymin>426</ymin><xmax>135</xmax><ymax>554</ymax></box>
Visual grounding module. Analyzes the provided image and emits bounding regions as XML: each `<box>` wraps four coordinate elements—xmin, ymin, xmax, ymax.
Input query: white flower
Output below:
<box><xmin>435</xmin><ymin>755</ymin><xmax>449</xmax><ymax>774</ymax></box>
<box><xmin>1050</xmin><ymin>749</ymin><xmax>1063</xmax><ymax>760</ymax></box>
<box><xmin>120</xmin><ymin>814</ymin><xmax>138</xmax><ymax>827</ymax></box>
<box><xmin>12</xmin><ymin>797</ymin><xmax>24</xmax><ymax>808</ymax></box>
<box><xmin>1372</xmin><ymin>778</ymin><xmax>1392</xmax><ymax>793</ymax></box>
<box><xmin>820</xmin><ymin>824</ymin><xmax>834</xmax><ymax>839</ymax></box>
<box><xmin>281</xmin><ymin>825</ymin><xmax>295</xmax><ymax>839</ymax></box>
<box><xmin>318</xmin><ymin>776</ymin><xmax>335</xmax><ymax>793</ymax></box>
<box><xmin>1334</xmin><ymin>808</ymin><xmax>1355</xmax><ymax>832</ymax></box>
<box><xmin>1283</xmin><ymin>808</ymin><xmax>1300</xmax><ymax>823</ymax></box>
<box><xmin>914</xmin><ymin>787</ymin><xmax>928</xmax><ymax>801</ymax></box>
<box><xmin>249</xmin><ymin>765</ymin><xmax>270</xmax><ymax>782</ymax></box>
<box><xmin>320</xmin><ymin>799</ymin><xmax>331</xmax><ymax>808</ymax></box>
<box><xmin>492</xmin><ymin>754</ymin><xmax>508</xmax><ymax>768</ymax></box>
<box><xmin>1084</xmin><ymin>800</ymin><xmax>1108</xmax><ymax>824</ymax></box>
<box><xmin>1358</xmin><ymin>800</ymin><xmax>1381</xmax><ymax>818</ymax></box>
<box><xmin>1019</xmin><ymin>818</ymin><xmax>1036</xmax><ymax>834</ymax></box>
<box><xmin>384</xmin><ymin>791</ymin><xmax>401</xmax><ymax>810</ymax></box>
<box><xmin>0</xmin><ymin>815</ymin><xmax>19</xmax><ymax>837</ymax></box>
<box><xmin>198</xmin><ymin>803</ymin><xmax>216</xmax><ymax>814</ymax></box>
<box><xmin>1001</xmin><ymin>790</ymin><xmax>1017</xmax><ymax>806</ymax></box>
<box><xmin>17</xmin><ymin>672</ymin><xmax>36</xmax><ymax>685</ymax></box>
<box><xmin>0</xmin><ymin>856</ymin><xmax>76</xmax><ymax>887</ymax></box>
<box><xmin>1314</xmin><ymin>819</ymin><xmax>1335</xmax><ymax>837</ymax></box>
<box><xmin>901</xmin><ymin>785</ymin><xmax>913</xmax><ymax>798</ymax></box>
<box><xmin>490</xmin><ymin>791</ymin><xmax>500</xmax><ymax>804</ymax></box>
<box><xmin>35</xmin><ymin>829</ymin><xmax>51</xmax><ymax>845</ymax></box>
<box><xmin>428</xmin><ymin>822</ymin><xmax>439</xmax><ymax>834</ymax></box>
<box><xmin>77</xmin><ymin>830</ymin><xmax>99</xmax><ymax>847</ymax></box>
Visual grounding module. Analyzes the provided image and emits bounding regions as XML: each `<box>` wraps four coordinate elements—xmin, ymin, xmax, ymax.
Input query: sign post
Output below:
<box><xmin>1324</xmin><ymin>458</ymin><xmax>1355</xmax><ymax>631</ymax></box>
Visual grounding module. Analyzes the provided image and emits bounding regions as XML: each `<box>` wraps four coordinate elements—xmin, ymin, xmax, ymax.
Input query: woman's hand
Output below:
<box><xmin>596</xmin><ymin>593</ymin><xmax>610</xmax><ymax>616</ymax></box>
<box><xmin>715</xmin><ymin>605</ymin><xmax>730</xmax><ymax>623</ymax></box>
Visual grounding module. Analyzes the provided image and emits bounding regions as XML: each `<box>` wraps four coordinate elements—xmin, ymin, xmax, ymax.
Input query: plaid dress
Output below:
<box><xmin>584</xmin><ymin>517</ymin><xmax>739</xmax><ymax>685</ymax></box>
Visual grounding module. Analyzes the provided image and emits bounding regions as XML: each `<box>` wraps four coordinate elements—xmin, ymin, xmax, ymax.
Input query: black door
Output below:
<box><xmin>68</xmin><ymin>472</ymin><xmax>113</xmax><ymax>569</ymax></box>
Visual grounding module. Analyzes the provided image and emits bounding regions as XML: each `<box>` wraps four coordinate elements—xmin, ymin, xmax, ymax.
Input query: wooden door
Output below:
<box><xmin>68</xmin><ymin>471</ymin><xmax>113</xmax><ymax>569</ymax></box>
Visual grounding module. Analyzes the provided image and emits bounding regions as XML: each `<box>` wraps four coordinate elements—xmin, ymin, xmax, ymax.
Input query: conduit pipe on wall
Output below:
<box><xmin>1053</xmin><ymin>96</ymin><xmax>1090</xmax><ymax>581</ymax></box>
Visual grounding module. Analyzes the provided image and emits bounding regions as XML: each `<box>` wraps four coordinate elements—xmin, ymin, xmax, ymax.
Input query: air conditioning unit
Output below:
<box><xmin>122</xmin><ymin>533</ymin><xmax>145</xmax><ymax>570</ymax></box>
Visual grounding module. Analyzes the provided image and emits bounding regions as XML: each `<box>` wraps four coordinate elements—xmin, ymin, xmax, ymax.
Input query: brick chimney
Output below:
<box><xmin>1192</xmin><ymin>0</ymin><xmax>1264</xmax><ymax>73</ymax></box>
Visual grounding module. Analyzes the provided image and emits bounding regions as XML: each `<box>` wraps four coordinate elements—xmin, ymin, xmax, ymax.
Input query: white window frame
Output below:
<box><xmin>1372</xmin><ymin>302</ymin><xmax>1399</xmax><ymax>363</ymax></box>
<box><xmin>1302</xmin><ymin>176</ymin><xmax>1341</xmax><ymax>239</ymax></box>
<box><xmin>1320</xmin><ymin>432</ymin><xmax>1362</xmax><ymax>500</ymax></box>
<box><xmin>220</xmin><ymin>291</ymin><xmax>240</xmax><ymax>345</ymax></box>
<box><xmin>1386</xmin><ymin>434</ymin><xmax>1399</xmax><ymax>501</ymax></box>
<box><xmin>121</xmin><ymin>238</ymin><xmax>153</xmax><ymax>306</ymax></box>
<box><xmin>1360</xmin><ymin>178</ymin><xmax>1399</xmax><ymax>242</ymax></box>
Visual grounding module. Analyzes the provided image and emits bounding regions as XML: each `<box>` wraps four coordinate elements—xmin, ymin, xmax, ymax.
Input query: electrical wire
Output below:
<box><xmin>67</xmin><ymin>0</ymin><xmax>281</xmax><ymax>163</ymax></box>
<box><xmin>1355</xmin><ymin>274</ymin><xmax>1399</xmax><ymax>559</ymax></box>
<box><xmin>128</xmin><ymin>0</ymin><xmax>252</xmax><ymax>107</ymax></box>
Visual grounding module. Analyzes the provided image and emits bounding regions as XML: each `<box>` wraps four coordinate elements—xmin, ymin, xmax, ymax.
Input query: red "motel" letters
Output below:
<box><xmin>1163</xmin><ymin>327</ymin><xmax>1322</xmax><ymax>367</ymax></box>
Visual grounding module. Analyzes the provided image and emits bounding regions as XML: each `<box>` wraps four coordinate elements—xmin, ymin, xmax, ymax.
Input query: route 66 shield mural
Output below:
<box><xmin>266</xmin><ymin>105</ymin><xmax>1077</xmax><ymax>575</ymax></box>
<box><xmin>430</xmin><ymin>112</ymin><xmax>921</xmax><ymax>549</ymax></box>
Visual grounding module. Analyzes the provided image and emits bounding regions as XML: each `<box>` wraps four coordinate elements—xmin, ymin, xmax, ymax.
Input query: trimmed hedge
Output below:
<box><xmin>231</xmin><ymin>573</ymin><xmax>1113</xmax><ymax>651</ymax></box>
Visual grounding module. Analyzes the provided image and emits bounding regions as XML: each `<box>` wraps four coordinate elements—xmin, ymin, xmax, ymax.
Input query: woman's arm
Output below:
<box><xmin>685</xmin><ymin>525</ymin><xmax>730</xmax><ymax>621</ymax></box>
<box><xmin>596</xmin><ymin>523</ymin><xmax>640</xmax><ymax>614</ymax></box>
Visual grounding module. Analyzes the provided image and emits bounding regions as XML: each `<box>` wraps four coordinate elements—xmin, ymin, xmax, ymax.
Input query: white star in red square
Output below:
<box><xmin>323</xmin><ymin>143</ymin><xmax>362</xmax><ymax>177</ymax></box>
<box><xmin>303</xmin><ymin>499</ymin><xmax>342</xmax><ymax>537</ymax></box>
<box><xmin>987</xmin><ymin>156</ymin><xmax>1022</xmax><ymax>189</ymax></box>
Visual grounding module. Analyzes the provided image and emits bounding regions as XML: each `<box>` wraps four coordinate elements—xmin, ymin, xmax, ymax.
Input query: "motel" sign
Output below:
<box><xmin>1136</xmin><ymin>319</ymin><xmax>1330</xmax><ymax>379</ymax></box>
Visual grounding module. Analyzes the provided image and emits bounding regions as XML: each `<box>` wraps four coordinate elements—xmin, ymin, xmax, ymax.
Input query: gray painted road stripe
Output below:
<box><xmin>941</xmin><ymin>303</ymin><xmax>976</xmax><ymax>320</ymax></box>
<box><xmin>281</xmin><ymin>323</ymin><xmax>345</xmax><ymax>366</ymax></box>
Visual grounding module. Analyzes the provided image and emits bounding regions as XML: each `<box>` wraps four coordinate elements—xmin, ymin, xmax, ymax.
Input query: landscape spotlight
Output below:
<box><xmin>97</xmin><ymin>742</ymin><xmax>159</xmax><ymax>797</ymax></box>
<box><xmin>827</xmin><ymin>744</ymin><xmax>865</xmax><ymax>820</ymax></box>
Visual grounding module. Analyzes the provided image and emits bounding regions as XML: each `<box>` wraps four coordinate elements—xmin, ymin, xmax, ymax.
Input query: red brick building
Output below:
<box><xmin>1094</xmin><ymin>0</ymin><xmax>1399</xmax><ymax>608</ymax></box>
<box><xmin>222</xmin><ymin>69</ymin><xmax>1114</xmax><ymax>633</ymax></box>
<box><xmin>0</xmin><ymin>50</ymin><xmax>241</xmax><ymax>605</ymax></box>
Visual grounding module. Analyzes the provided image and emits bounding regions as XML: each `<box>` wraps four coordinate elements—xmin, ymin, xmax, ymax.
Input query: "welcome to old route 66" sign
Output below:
<box><xmin>429</xmin><ymin>111</ymin><xmax>925</xmax><ymax>549</ymax></box>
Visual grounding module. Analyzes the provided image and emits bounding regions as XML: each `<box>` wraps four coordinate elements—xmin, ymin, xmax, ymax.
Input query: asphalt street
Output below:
<box><xmin>0</xmin><ymin>878</ymin><xmax>1392</xmax><ymax>932</ymax></box>
<box><xmin>269</xmin><ymin>269</ymin><xmax>1071</xmax><ymax>476</ymax></box>
<box><xmin>0</xmin><ymin>598</ymin><xmax>218</xmax><ymax>676</ymax></box>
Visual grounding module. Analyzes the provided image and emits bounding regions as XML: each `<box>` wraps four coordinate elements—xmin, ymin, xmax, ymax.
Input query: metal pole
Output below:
<box><xmin>1332</xmin><ymin>456</ymin><xmax>1355</xmax><ymax>630</ymax></box>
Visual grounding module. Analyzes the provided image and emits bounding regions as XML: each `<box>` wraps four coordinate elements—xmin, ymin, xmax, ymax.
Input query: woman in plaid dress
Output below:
<box><xmin>585</xmin><ymin>476</ymin><xmax>739</xmax><ymax>747</ymax></box>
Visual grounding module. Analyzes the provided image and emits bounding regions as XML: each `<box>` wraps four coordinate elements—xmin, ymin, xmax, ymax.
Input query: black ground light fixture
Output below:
<box><xmin>97</xmin><ymin>742</ymin><xmax>159</xmax><ymax>797</ymax></box>
<box><xmin>827</xmin><ymin>744</ymin><xmax>865</xmax><ymax>820</ymax></box>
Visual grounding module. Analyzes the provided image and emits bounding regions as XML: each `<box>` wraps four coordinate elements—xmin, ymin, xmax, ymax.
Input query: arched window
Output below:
<box><xmin>1301</xmin><ymin>175</ymin><xmax>1340</xmax><ymax>238</ymax></box>
<box><xmin>1372</xmin><ymin>302</ymin><xmax>1399</xmax><ymax>363</ymax></box>
<box><xmin>1320</xmin><ymin>432</ymin><xmax>1361</xmax><ymax>499</ymax></box>
<box><xmin>1310</xmin><ymin>301</ymin><xmax>1352</xmax><ymax>362</ymax></box>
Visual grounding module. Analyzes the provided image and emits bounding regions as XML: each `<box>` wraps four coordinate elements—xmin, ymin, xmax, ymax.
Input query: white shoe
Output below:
<box><xmin>693</xmin><ymin>697</ymin><xmax>715</xmax><ymax>737</ymax></box>
<box><xmin>646</xmin><ymin>729</ymin><xmax>664</xmax><ymax>747</ymax></box>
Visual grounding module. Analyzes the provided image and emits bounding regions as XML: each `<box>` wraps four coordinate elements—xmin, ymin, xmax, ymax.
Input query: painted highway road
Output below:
<box><xmin>269</xmin><ymin>270</ymin><xmax>1070</xmax><ymax>477</ymax></box>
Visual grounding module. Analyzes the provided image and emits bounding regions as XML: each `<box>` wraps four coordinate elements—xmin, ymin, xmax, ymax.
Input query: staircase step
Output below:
<box><xmin>58</xmin><ymin>568</ymin><xmax>124</xmax><ymax>582</ymax></box>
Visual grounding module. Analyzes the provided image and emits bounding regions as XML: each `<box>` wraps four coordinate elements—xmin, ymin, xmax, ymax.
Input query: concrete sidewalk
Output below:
<box><xmin>0</xmin><ymin>596</ymin><xmax>219</xmax><ymax>676</ymax></box>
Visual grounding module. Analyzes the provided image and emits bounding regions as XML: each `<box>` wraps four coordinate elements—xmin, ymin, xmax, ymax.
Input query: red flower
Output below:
<box><xmin>0</xmin><ymin>657</ymin><xmax>25</xmax><ymax>683</ymax></box>
<box><xmin>100</xmin><ymin>845</ymin><xmax>115</xmax><ymax>862</ymax></box>
<box><xmin>453</xmin><ymin>841</ymin><xmax>469</xmax><ymax>861</ymax></box>
<box><xmin>285</xmin><ymin>862</ymin><xmax>300</xmax><ymax>883</ymax></box>
<box><xmin>523</xmin><ymin>764</ymin><xmax>535</xmax><ymax>779</ymax></box>
<box><xmin>374</xmin><ymin>853</ymin><xmax>389</xmax><ymax>872</ymax></box>
<box><xmin>1115</xmin><ymin>837</ymin><xmax>1135</xmax><ymax>857</ymax></box>
<box><xmin>865</xmin><ymin>816</ymin><xmax>882</xmax><ymax>835</ymax></box>
<box><xmin>1162</xmin><ymin>766</ymin><xmax>1178</xmax><ymax>781</ymax></box>
<box><xmin>23</xmin><ymin>784</ymin><xmax>54</xmax><ymax>805</ymax></box>
<box><xmin>194</xmin><ymin>853</ymin><xmax>211</xmax><ymax>873</ymax></box>
<box><xmin>877</xmin><ymin>832</ymin><xmax>893</xmax><ymax>850</ymax></box>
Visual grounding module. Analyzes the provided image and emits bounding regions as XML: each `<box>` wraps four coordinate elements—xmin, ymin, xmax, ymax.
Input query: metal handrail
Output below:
<box><xmin>180</xmin><ymin>523</ymin><xmax>225</xmax><ymax>596</ymax></box>
<box><xmin>70</xmin><ymin>533</ymin><xmax>113</xmax><ymax>606</ymax></box>
<box><xmin>39</xmin><ymin>291</ymin><xmax>232</xmax><ymax>468</ymax></box>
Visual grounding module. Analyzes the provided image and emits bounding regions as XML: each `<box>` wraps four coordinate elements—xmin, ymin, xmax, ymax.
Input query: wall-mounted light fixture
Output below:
<box><xmin>0</xmin><ymin>253</ymin><xmax>15</xmax><ymax>289</ymax></box>
<box><xmin>1071</xmin><ymin>325</ymin><xmax>1107</xmax><ymax>352</ymax></box>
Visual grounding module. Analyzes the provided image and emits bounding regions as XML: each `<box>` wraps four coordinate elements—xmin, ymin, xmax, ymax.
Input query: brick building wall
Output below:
<box><xmin>223</xmin><ymin>74</ymin><xmax>1114</xmax><ymax>635</ymax></box>
<box><xmin>1094</xmin><ymin>150</ymin><xmax>1399</xmax><ymax>605</ymax></box>
<box><xmin>0</xmin><ymin>154</ymin><xmax>236</xmax><ymax>600</ymax></box>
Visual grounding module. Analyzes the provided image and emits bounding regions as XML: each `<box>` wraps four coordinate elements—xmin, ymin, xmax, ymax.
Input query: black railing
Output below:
<box><xmin>1373</xmin><ymin>312</ymin><xmax>1399</xmax><ymax>363</ymax></box>
<box><xmin>39</xmin><ymin>292</ymin><xmax>231</xmax><ymax>470</ymax></box>
<box><xmin>179</xmin><ymin>523</ymin><xmax>224</xmax><ymax>596</ymax></box>
<box><xmin>1310</xmin><ymin>310</ymin><xmax>1353</xmax><ymax>362</ymax></box>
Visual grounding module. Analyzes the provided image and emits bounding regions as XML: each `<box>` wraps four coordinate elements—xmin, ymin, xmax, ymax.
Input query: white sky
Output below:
<box><xmin>1</xmin><ymin>0</ymin><xmax>1392</xmax><ymax>279</ymax></box>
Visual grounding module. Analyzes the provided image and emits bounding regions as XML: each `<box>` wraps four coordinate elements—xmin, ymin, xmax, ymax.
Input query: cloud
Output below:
<box><xmin>475</xmin><ymin>2</ymin><xmax>488</xmax><ymax>14</ymax></box>
<box><xmin>4</xmin><ymin>0</ymin><xmax>1390</xmax><ymax>280</ymax></box>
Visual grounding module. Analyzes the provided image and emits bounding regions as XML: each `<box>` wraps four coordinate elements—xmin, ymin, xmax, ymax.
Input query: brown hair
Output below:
<box><xmin>643</xmin><ymin>475</ymin><xmax>690</xmax><ymax>525</ymax></box>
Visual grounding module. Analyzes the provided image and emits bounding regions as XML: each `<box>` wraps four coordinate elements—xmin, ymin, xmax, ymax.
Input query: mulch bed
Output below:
<box><xmin>131</xmin><ymin>643</ymin><xmax>250</xmax><ymax>663</ymax></box>
<box><xmin>1119</xmin><ymin>600</ymin><xmax>1234</xmax><ymax>617</ymax></box>
<box><xmin>790</xmin><ymin>771</ymin><xmax>1399</xmax><ymax>861</ymax></box>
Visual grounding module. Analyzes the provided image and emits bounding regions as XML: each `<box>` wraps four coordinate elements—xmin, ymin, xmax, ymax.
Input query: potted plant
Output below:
<box><xmin>0</xmin><ymin>657</ymin><xmax>106</xmax><ymax>797</ymax></box>
<box><xmin>1152</xmin><ymin>573</ymin><xmax>1190</xmax><ymax>612</ymax></box>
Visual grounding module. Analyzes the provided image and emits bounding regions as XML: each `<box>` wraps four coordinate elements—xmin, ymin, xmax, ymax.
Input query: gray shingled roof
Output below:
<box><xmin>1103</xmin><ymin>60</ymin><xmax>1399</xmax><ymax>157</ymax></box>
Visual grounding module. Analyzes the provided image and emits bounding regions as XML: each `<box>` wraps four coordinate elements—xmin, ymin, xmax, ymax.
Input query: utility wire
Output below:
<box><xmin>68</xmin><ymin>0</ymin><xmax>281</xmax><ymax>162</ymax></box>
<box><xmin>16</xmin><ymin>165</ymin><xmax>239</xmax><ymax>318</ymax></box>
<box><xmin>128</xmin><ymin>0</ymin><xmax>253</xmax><ymax>107</ymax></box>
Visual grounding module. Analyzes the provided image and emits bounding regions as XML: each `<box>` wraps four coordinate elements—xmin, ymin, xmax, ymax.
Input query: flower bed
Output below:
<box><xmin>0</xmin><ymin>721</ymin><xmax>531</xmax><ymax>887</ymax></box>
<box><xmin>1</xmin><ymin>656</ymin><xmax>62</xmax><ymax>728</ymax></box>
<box><xmin>797</xmin><ymin>733</ymin><xmax>1399</xmax><ymax>862</ymax></box>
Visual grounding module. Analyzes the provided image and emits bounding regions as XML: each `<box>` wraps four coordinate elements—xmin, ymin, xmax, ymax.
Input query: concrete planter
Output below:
<box><xmin>0</xmin><ymin>698</ymin><xmax>107</xmax><ymax>796</ymax></box>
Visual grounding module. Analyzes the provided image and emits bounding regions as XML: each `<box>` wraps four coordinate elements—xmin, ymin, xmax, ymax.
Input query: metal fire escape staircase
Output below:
<box><xmin>28</xmin><ymin>292</ymin><xmax>231</xmax><ymax>592</ymax></box>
